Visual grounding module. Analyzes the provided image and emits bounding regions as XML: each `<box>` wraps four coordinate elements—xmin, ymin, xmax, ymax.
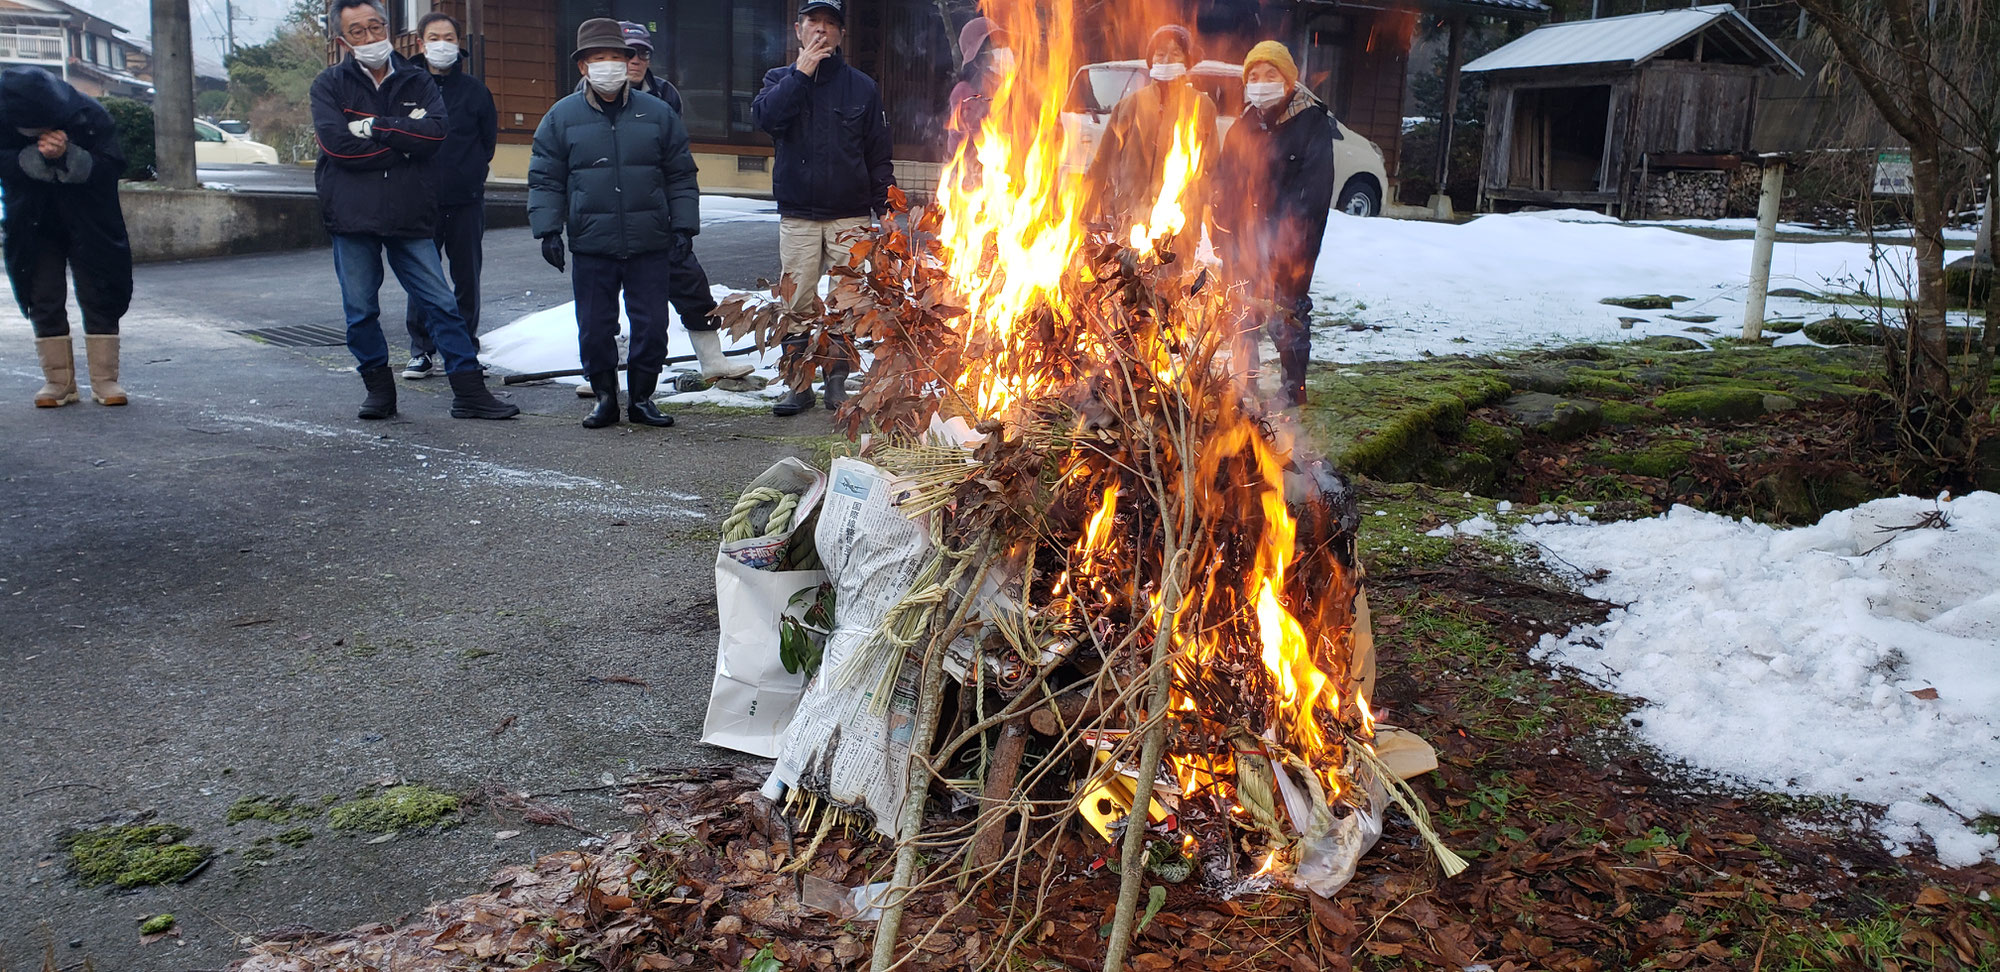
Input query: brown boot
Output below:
<box><xmin>84</xmin><ymin>335</ymin><xmax>127</xmax><ymax>405</ymax></box>
<box><xmin>33</xmin><ymin>336</ymin><xmax>78</xmax><ymax>407</ymax></box>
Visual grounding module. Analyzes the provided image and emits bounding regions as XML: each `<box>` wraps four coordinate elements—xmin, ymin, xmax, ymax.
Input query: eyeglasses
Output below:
<box><xmin>631</xmin><ymin>50</ymin><xmax>652</xmax><ymax>61</ymax></box>
<box><xmin>342</xmin><ymin>20</ymin><xmax>388</xmax><ymax>42</ymax></box>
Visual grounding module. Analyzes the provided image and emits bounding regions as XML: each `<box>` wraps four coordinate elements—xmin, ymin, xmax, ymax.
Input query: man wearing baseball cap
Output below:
<box><xmin>528</xmin><ymin>18</ymin><xmax>707</xmax><ymax>429</ymax></box>
<box><xmin>751</xmin><ymin>0</ymin><xmax>895</xmax><ymax>417</ymax></box>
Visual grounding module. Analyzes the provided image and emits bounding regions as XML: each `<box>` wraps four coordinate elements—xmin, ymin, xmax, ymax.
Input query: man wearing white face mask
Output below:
<box><xmin>528</xmin><ymin>19</ymin><xmax>704</xmax><ymax>430</ymax></box>
<box><xmin>310</xmin><ymin>0</ymin><xmax>516</xmax><ymax>421</ymax></box>
<box><xmin>946</xmin><ymin>17</ymin><xmax>1010</xmax><ymax>160</ymax></box>
<box><xmin>1083</xmin><ymin>23</ymin><xmax>1216</xmax><ymax>254</ymax></box>
<box><xmin>400</xmin><ymin>11</ymin><xmax>497</xmax><ymax>382</ymax></box>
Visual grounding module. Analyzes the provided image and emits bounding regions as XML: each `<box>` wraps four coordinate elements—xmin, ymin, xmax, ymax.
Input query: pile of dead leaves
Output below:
<box><xmin>235</xmin><ymin>561</ymin><xmax>2000</xmax><ymax>972</ymax></box>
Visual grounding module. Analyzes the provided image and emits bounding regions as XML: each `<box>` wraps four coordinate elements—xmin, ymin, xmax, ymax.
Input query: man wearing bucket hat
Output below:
<box><xmin>529</xmin><ymin>18</ymin><xmax>706</xmax><ymax>429</ymax></box>
<box><xmin>1213</xmin><ymin>40</ymin><xmax>1335</xmax><ymax>408</ymax></box>
<box><xmin>550</xmin><ymin>20</ymin><xmax>752</xmax><ymax>398</ymax></box>
<box><xmin>752</xmin><ymin>0</ymin><xmax>895</xmax><ymax>417</ymax></box>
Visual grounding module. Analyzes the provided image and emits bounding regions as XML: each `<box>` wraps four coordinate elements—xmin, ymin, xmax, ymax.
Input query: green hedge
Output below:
<box><xmin>101</xmin><ymin>96</ymin><xmax>154</xmax><ymax>180</ymax></box>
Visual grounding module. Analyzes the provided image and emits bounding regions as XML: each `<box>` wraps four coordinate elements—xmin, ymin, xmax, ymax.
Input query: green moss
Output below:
<box><xmin>63</xmin><ymin>824</ymin><xmax>212</xmax><ymax>888</ymax></box>
<box><xmin>1601</xmin><ymin>294</ymin><xmax>1681</xmax><ymax>310</ymax></box>
<box><xmin>138</xmin><ymin>914</ymin><xmax>176</xmax><ymax>935</ymax></box>
<box><xmin>1653</xmin><ymin>386</ymin><xmax>1768</xmax><ymax>422</ymax></box>
<box><xmin>225</xmin><ymin>795</ymin><xmax>307</xmax><ymax>825</ymax></box>
<box><xmin>1459</xmin><ymin>418</ymin><xmax>1523</xmax><ymax>461</ymax></box>
<box><xmin>328</xmin><ymin>785</ymin><xmax>461</xmax><ymax>834</ymax></box>
<box><xmin>1763</xmin><ymin>319</ymin><xmax>1805</xmax><ymax>334</ymax></box>
<box><xmin>1563</xmin><ymin>375</ymin><xmax>1639</xmax><ymax>397</ymax></box>
<box><xmin>1596</xmin><ymin>439</ymin><xmax>1697</xmax><ymax>478</ymax></box>
<box><xmin>1598</xmin><ymin>401</ymin><xmax>1664</xmax><ymax>426</ymax></box>
<box><xmin>1302</xmin><ymin>362</ymin><xmax>1513</xmax><ymax>482</ymax></box>
<box><xmin>274</xmin><ymin>825</ymin><xmax>315</xmax><ymax>847</ymax></box>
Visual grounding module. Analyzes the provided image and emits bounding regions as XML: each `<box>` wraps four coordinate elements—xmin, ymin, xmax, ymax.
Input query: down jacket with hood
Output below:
<box><xmin>0</xmin><ymin>67</ymin><xmax>131</xmax><ymax>314</ymax></box>
<box><xmin>527</xmin><ymin>85</ymin><xmax>700</xmax><ymax>259</ymax></box>
<box><xmin>311</xmin><ymin>52</ymin><xmax>451</xmax><ymax>238</ymax></box>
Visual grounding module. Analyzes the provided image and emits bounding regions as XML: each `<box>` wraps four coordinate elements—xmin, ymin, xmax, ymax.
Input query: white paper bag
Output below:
<box><xmin>700</xmin><ymin>554</ymin><xmax>826</xmax><ymax>757</ymax></box>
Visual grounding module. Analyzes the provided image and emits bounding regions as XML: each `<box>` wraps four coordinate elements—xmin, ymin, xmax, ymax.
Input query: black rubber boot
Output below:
<box><xmin>822</xmin><ymin>337</ymin><xmax>852</xmax><ymax>411</ymax></box>
<box><xmin>447</xmin><ymin>371</ymin><xmax>521</xmax><ymax>419</ymax></box>
<box><xmin>771</xmin><ymin>334</ymin><xmax>815</xmax><ymax>417</ymax></box>
<box><xmin>626</xmin><ymin>369</ymin><xmax>676</xmax><ymax>427</ymax></box>
<box><xmin>582</xmin><ymin>371</ymin><xmax>620</xmax><ymax>428</ymax></box>
<box><xmin>357</xmin><ymin>365</ymin><xmax>397</xmax><ymax>420</ymax></box>
<box><xmin>771</xmin><ymin>386</ymin><xmax>816</xmax><ymax>417</ymax></box>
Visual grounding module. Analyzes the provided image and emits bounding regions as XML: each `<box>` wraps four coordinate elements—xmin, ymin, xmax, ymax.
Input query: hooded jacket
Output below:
<box><xmin>311</xmin><ymin>52</ymin><xmax>451</xmax><ymax>238</ymax></box>
<box><xmin>0</xmin><ymin>67</ymin><xmax>131</xmax><ymax>311</ymax></box>
<box><xmin>751</xmin><ymin>51</ymin><xmax>894</xmax><ymax>221</ymax></box>
<box><xmin>1214</xmin><ymin>86</ymin><xmax>1336</xmax><ymax>298</ymax></box>
<box><xmin>528</xmin><ymin>84</ymin><xmax>700</xmax><ymax>259</ymax></box>
<box><xmin>1083</xmin><ymin>77</ymin><xmax>1217</xmax><ymax>241</ymax></box>
<box><xmin>425</xmin><ymin>54</ymin><xmax>497</xmax><ymax>208</ymax></box>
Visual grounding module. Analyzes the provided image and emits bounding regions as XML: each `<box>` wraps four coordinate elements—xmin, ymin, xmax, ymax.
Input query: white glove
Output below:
<box><xmin>408</xmin><ymin>108</ymin><xmax>426</xmax><ymax>120</ymax></box>
<box><xmin>347</xmin><ymin>117</ymin><xmax>375</xmax><ymax>139</ymax></box>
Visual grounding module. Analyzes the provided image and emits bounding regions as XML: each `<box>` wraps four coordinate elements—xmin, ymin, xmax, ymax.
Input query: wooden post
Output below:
<box><xmin>1428</xmin><ymin>15</ymin><xmax>1467</xmax><ymax>220</ymax></box>
<box><xmin>150</xmin><ymin>0</ymin><xmax>197</xmax><ymax>189</ymax></box>
<box><xmin>1976</xmin><ymin>158</ymin><xmax>1995</xmax><ymax>268</ymax></box>
<box><xmin>467</xmin><ymin>0</ymin><xmax>484</xmax><ymax>79</ymax></box>
<box><xmin>1743</xmin><ymin>158</ymin><xmax>1786</xmax><ymax>340</ymax></box>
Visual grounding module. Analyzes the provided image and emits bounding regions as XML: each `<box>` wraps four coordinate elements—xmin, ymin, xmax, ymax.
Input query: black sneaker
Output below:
<box><xmin>402</xmin><ymin>353</ymin><xmax>439</xmax><ymax>379</ymax></box>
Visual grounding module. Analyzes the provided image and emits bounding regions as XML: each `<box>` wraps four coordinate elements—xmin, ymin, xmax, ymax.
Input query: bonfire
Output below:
<box><xmin>715</xmin><ymin>2</ymin><xmax>1460</xmax><ymax>968</ymax></box>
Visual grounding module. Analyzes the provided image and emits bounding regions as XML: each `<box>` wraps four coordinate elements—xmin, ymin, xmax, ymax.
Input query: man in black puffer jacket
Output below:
<box><xmin>529</xmin><ymin>18</ymin><xmax>703</xmax><ymax>430</ymax></box>
<box><xmin>752</xmin><ymin>0</ymin><xmax>895</xmax><ymax>417</ymax></box>
<box><xmin>553</xmin><ymin>20</ymin><xmax>753</xmax><ymax>401</ymax></box>
<box><xmin>0</xmin><ymin>67</ymin><xmax>132</xmax><ymax>409</ymax></box>
<box><xmin>399</xmin><ymin>11</ymin><xmax>497</xmax><ymax>382</ymax></box>
<box><xmin>312</xmin><ymin>0</ymin><xmax>514</xmax><ymax>421</ymax></box>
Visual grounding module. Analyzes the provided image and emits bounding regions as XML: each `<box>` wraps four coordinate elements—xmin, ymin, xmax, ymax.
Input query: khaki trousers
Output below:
<box><xmin>777</xmin><ymin>215</ymin><xmax>872</xmax><ymax>335</ymax></box>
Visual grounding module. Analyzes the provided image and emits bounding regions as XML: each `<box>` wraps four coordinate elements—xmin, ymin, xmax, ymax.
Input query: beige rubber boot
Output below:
<box><xmin>85</xmin><ymin>334</ymin><xmax>127</xmax><ymax>405</ymax></box>
<box><xmin>33</xmin><ymin>336</ymin><xmax>78</xmax><ymax>407</ymax></box>
<box><xmin>691</xmin><ymin>328</ymin><xmax>754</xmax><ymax>380</ymax></box>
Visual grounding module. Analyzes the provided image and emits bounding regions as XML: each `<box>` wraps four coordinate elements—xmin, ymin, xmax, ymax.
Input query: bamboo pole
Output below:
<box><xmin>1743</xmin><ymin>158</ymin><xmax>1787</xmax><ymax>340</ymax></box>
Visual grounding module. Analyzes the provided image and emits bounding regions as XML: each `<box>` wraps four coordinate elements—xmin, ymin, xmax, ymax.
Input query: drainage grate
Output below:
<box><xmin>231</xmin><ymin>324</ymin><xmax>349</xmax><ymax>348</ymax></box>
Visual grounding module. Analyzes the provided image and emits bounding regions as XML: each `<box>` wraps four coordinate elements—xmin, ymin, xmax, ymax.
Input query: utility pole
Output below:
<box><xmin>151</xmin><ymin>0</ymin><xmax>197</xmax><ymax>188</ymax></box>
<box><xmin>225</xmin><ymin>0</ymin><xmax>235</xmax><ymax>55</ymax></box>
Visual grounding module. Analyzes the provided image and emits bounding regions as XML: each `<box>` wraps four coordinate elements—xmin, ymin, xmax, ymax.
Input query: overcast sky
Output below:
<box><xmin>79</xmin><ymin>0</ymin><xmax>293</xmax><ymax>69</ymax></box>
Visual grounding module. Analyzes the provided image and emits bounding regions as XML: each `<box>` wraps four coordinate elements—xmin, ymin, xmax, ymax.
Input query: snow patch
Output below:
<box><xmin>1520</xmin><ymin>493</ymin><xmax>2000</xmax><ymax>867</ymax></box>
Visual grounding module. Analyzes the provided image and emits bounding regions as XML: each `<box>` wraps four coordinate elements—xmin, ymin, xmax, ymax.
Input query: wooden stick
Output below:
<box><xmin>1102</xmin><ymin>544</ymin><xmax>1185</xmax><ymax>972</ymax></box>
<box><xmin>969</xmin><ymin>714</ymin><xmax>1031</xmax><ymax>869</ymax></box>
<box><xmin>871</xmin><ymin>539</ymin><xmax>996</xmax><ymax>972</ymax></box>
<box><xmin>498</xmin><ymin>345</ymin><xmax>759</xmax><ymax>384</ymax></box>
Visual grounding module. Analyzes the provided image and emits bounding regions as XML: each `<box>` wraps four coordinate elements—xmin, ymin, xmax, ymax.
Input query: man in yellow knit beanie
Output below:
<box><xmin>1214</xmin><ymin>40</ymin><xmax>1335</xmax><ymax>407</ymax></box>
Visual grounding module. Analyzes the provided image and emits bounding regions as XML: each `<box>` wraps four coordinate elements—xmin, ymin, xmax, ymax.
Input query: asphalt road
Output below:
<box><xmin>0</xmin><ymin>218</ymin><xmax>827</xmax><ymax>971</ymax></box>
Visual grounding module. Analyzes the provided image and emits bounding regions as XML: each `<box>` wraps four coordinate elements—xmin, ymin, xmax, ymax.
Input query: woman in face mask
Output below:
<box><xmin>1212</xmin><ymin>41</ymin><xmax>1337</xmax><ymax>408</ymax></box>
<box><xmin>946</xmin><ymin>17</ymin><xmax>1011</xmax><ymax>163</ymax></box>
<box><xmin>1082</xmin><ymin>24</ymin><xmax>1216</xmax><ymax>256</ymax></box>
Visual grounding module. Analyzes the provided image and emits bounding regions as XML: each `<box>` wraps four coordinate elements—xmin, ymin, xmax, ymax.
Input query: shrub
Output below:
<box><xmin>100</xmin><ymin>96</ymin><xmax>154</xmax><ymax>180</ymax></box>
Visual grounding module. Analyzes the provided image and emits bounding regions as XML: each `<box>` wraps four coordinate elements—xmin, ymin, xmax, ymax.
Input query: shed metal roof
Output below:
<box><xmin>1463</xmin><ymin>4</ymin><xmax>1803</xmax><ymax>76</ymax></box>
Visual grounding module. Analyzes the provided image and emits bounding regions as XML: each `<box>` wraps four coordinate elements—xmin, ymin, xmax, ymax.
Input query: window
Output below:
<box><xmin>660</xmin><ymin>0</ymin><xmax>785</xmax><ymax>142</ymax></box>
<box><xmin>194</xmin><ymin>120</ymin><xmax>225</xmax><ymax>143</ymax></box>
<box><xmin>0</xmin><ymin>26</ymin><xmax>65</xmax><ymax>62</ymax></box>
<box><xmin>398</xmin><ymin>0</ymin><xmax>427</xmax><ymax>34</ymax></box>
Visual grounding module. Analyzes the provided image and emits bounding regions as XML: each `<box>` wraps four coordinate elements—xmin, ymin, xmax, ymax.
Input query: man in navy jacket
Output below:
<box><xmin>312</xmin><ymin>0</ymin><xmax>514</xmax><ymax>421</ymax></box>
<box><xmin>751</xmin><ymin>0</ymin><xmax>894</xmax><ymax>416</ymax></box>
<box><xmin>400</xmin><ymin>11</ymin><xmax>496</xmax><ymax>382</ymax></box>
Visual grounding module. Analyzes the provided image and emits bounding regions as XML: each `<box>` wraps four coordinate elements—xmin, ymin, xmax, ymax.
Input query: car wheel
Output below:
<box><xmin>1337</xmin><ymin>179</ymin><xmax>1381</xmax><ymax>217</ymax></box>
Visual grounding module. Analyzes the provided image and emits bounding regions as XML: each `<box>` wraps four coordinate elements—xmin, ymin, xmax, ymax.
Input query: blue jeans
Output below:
<box><xmin>331</xmin><ymin>233</ymin><xmax>480</xmax><ymax>375</ymax></box>
<box><xmin>404</xmin><ymin>202</ymin><xmax>485</xmax><ymax>355</ymax></box>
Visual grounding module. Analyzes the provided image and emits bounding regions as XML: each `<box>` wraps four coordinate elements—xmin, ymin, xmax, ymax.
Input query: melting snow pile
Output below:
<box><xmin>1518</xmin><ymin>492</ymin><xmax>2000</xmax><ymax>867</ymax></box>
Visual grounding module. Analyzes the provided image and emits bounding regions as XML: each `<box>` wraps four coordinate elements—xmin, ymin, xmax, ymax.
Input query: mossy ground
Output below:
<box><xmin>225</xmin><ymin>795</ymin><xmax>309</xmax><ymax>825</ymax></box>
<box><xmin>328</xmin><ymin>785</ymin><xmax>461</xmax><ymax>834</ymax></box>
<box><xmin>1295</xmin><ymin>342</ymin><xmax>1965</xmax><ymax>524</ymax></box>
<box><xmin>63</xmin><ymin>823</ymin><xmax>212</xmax><ymax>888</ymax></box>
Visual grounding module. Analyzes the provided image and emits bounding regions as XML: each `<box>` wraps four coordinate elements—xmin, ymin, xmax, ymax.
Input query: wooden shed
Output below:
<box><xmin>1463</xmin><ymin>4</ymin><xmax>1802</xmax><ymax>216</ymax></box>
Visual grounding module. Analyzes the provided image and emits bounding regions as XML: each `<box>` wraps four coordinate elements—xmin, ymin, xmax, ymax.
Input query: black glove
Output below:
<box><xmin>540</xmin><ymin>233</ymin><xmax>565</xmax><ymax>273</ymax></box>
<box><xmin>670</xmin><ymin>230</ymin><xmax>693</xmax><ymax>260</ymax></box>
